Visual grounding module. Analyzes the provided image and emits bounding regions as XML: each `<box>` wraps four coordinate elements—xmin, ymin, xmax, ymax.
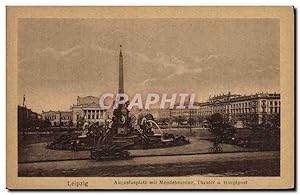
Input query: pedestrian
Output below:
<box><xmin>72</xmin><ymin>140</ymin><xmax>78</xmax><ymax>152</ymax></box>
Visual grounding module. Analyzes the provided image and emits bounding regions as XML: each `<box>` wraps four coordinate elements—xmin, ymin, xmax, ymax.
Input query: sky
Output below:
<box><xmin>17</xmin><ymin>18</ymin><xmax>280</xmax><ymax>113</ymax></box>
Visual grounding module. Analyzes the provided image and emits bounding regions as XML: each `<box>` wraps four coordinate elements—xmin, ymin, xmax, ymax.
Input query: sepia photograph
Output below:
<box><xmin>6</xmin><ymin>6</ymin><xmax>294</xmax><ymax>189</ymax></box>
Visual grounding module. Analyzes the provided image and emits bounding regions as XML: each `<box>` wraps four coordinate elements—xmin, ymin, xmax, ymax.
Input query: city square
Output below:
<box><xmin>16</xmin><ymin>17</ymin><xmax>281</xmax><ymax>178</ymax></box>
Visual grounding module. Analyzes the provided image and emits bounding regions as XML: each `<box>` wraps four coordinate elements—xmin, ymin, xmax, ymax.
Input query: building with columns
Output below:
<box><xmin>41</xmin><ymin>96</ymin><xmax>109</xmax><ymax>127</ymax></box>
<box><xmin>154</xmin><ymin>92</ymin><xmax>280</xmax><ymax>124</ymax></box>
<box><xmin>205</xmin><ymin>92</ymin><xmax>280</xmax><ymax>123</ymax></box>
<box><xmin>70</xmin><ymin>96</ymin><xmax>109</xmax><ymax>127</ymax></box>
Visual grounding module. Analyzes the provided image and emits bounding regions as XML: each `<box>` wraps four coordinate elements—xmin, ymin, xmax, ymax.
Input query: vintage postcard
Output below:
<box><xmin>6</xmin><ymin>6</ymin><xmax>294</xmax><ymax>190</ymax></box>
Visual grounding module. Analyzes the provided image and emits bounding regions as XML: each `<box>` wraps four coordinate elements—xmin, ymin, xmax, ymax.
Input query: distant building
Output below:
<box><xmin>41</xmin><ymin>111</ymin><xmax>59</xmax><ymax>126</ymax></box>
<box><xmin>60</xmin><ymin>111</ymin><xmax>73</xmax><ymax>126</ymax></box>
<box><xmin>41</xmin><ymin>110</ymin><xmax>72</xmax><ymax>127</ymax></box>
<box><xmin>204</xmin><ymin>92</ymin><xmax>280</xmax><ymax>124</ymax></box>
<box><xmin>154</xmin><ymin>92</ymin><xmax>280</xmax><ymax>124</ymax></box>
<box><xmin>40</xmin><ymin>96</ymin><xmax>109</xmax><ymax>127</ymax></box>
<box><xmin>70</xmin><ymin>96</ymin><xmax>108</xmax><ymax>127</ymax></box>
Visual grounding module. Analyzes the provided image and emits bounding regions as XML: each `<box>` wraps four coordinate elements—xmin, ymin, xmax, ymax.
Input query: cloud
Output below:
<box><xmin>193</xmin><ymin>54</ymin><xmax>220</xmax><ymax>63</ymax></box>
<box><xmin>30</xmin><ymin>45</ymin><xmax>214</xmax><ymax>87</ymax></box>
<box><xmin>141</xmin><ymin>53</ymin><xmax>221</xmax><ymax>85</ymax></box>
<box><xmin>18</xmin><ymin>44</ymin><xmax>279</xmax><ymax>113</ymax></box>
<box><xmin>29</xmin><ymin>45</ymin><xmax>206</xmax><ymax>89</ymax></box>
<box><xmin>19</xmin><ymin>45</ymin><xmax>82</xmax><ymax>65</ymax></box>
<box><xmin>60</xmin><ymin>45</ymin><xmax>81</xmax><ymax>56</ymax></box>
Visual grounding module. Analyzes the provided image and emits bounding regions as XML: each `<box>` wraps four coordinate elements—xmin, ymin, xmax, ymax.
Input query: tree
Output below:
<box><xmin>207</xmin><ymin>113</ymin><xmax>236</xmax><ymax>144</ymax></box>
<box><xmin>188</xmin><ymin>117</ymin><xmax>195</xmax><ymax>134</ymax></box>
<box><xmin>43</xmin><ymin>119</ymin><xmax>51</xmax><ymax>128</ymax></box>
<box><xmin>69</xmin><ymin>119</ymin><xmax>73</xmax><ymax>127</ymax></box>
<box><xmin>159</xmin><ymin>118</ymin><xmax>169</xmax><ymax>126</ymax></box>
<box><xmin>195</xmin><ymin>116</ymin><xmax>204</xmax><ymax>127</ymax></box>
<box><xmin>77</xmin><ymin>117</ymin><xmax>85</xmax><ymax>129</ymax></box>
<box><xmin>177</xmin><ymin>115</ymin><xmax>184</xmax><ymax>126</ymax></box>
<box><xmin>188</xmin><ymin>117</ymin><xmax>195</xmax><ymax>126</ymax></box>
<box><xmin>240</xmin><ymin>113</ymin><xmax>280</xmax><ymax>150</ymax></box>
<box><xmin>243</xmin><ymin>113</ymin><xmax>259</xmax><ymax>129</ymax></box>
<box><xmin>260</xmin><ymin>114</ymin><xmax>280</xmax><ymax>150</ymax></box>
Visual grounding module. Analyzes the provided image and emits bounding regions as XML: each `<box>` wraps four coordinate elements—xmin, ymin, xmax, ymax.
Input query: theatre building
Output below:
<box><xmin>70</xmin><ymin>96</ymin><xmax>108</xmax><ymax>127</ymax></box>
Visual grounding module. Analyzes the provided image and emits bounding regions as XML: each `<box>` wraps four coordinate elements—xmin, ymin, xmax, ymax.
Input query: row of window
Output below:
<box><xmin>270</xmin><ymin>107</ymin><xmax>280</xmax><ymax>113</ymax></box>
<box><xmin>86</xmin><ymin>114</ymin><xmax>104</xmax><ymax>119</ymax></box>
<box><xmin>45</xmin><ymin>116</ymin><xmax>56</xmax><ymax>120</ymax></box>
<box><xmin>232</xmin><ymin>102</ymin><xmax>253</xmax><ymax>108</ymax></box>
<box><xmin>45</xmin><ymin>115</ymin><xmax>72</xmax><ymax>121</ymax></box>
<box><xmin>61</xmin><ymin>116</ymin><xmax>72</xmax><ymax>120</ymax></box>
<box><xmin>269</xmin><ymin>101</ymin><xmax>280</xmax><ymax>106</ymax></box>
<box><xmin>84</xmin><ymin>110</ymin><xmax>104</xmax><ymax>114</ymax></box>
<box><xmin>231</xmin><ymin>108</ymin><xmax>257</xmax><ymax>114</ymax></box>
<box><xmin>231</xmin><ymin>100</ymin><xmax>280</xmax><ymax>108</ymax></box>
<box><xmin>159</xmin><ymin>101</ymin><xmax>281</xmax><ymax>116</ymax></box>
<box><xmin>199</xmin><ymin>100</ymin><xmax>280</xmax><ymax>109</ymax></box>
<box><xmin>197</xmin><ymin>111</ymin><xmax>211</xmax><ymax>116</ymax></box>
<box><xmin>195</xmin><ymin>106</ymin><xmax>280</xmax><ymax>115</ymax></box>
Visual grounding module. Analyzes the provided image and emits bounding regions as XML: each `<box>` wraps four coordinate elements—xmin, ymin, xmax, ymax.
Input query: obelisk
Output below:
<box><xmin>118</xmin><ymin>45</ymin><xmax>124</xmax><ymax>94</ymax></box>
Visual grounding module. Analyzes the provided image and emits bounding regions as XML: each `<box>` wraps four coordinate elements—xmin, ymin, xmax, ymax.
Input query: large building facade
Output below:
<box><xmin>41</xmin><ymin>92</ymin><xmax>280</xmax><ymax>127</ymax></box>
<box><xmin>70</xmin><ymin>96</ymin><xmax>108</xmax><ymax>127</ymax></box>
<box><xmin>156</xmin><ymin>92</ymin><xmax>280</xmax><ymax>124</ymax></box>
<box><xmin>41</xmin><ymin>96</ymin><xmax>109</xmax><ymax>127</ymax></box>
